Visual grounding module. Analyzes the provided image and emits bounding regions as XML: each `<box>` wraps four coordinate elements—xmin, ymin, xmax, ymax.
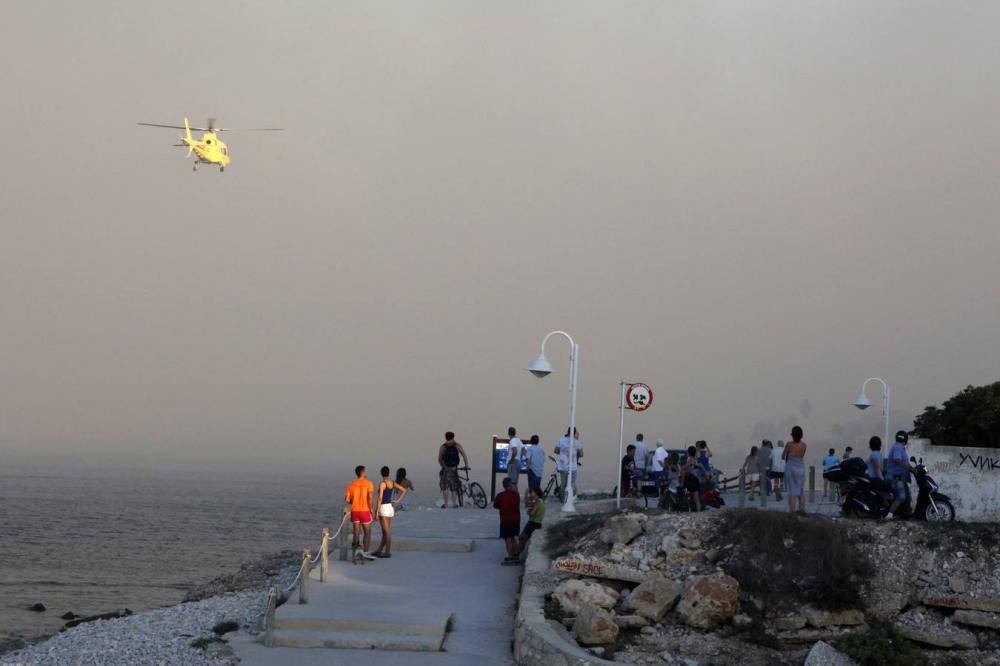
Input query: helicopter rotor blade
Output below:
<box><xmin>139</xmin><ymin>122</ymin><xmax>212</xmax><ymax>131</ymax></box>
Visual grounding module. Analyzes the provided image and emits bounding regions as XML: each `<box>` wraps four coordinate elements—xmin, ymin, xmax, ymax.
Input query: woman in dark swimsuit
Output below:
<box><xmin>373</xmin><ymin>466</ymin><xmax>406</xmax><ymax>558</ymax></box>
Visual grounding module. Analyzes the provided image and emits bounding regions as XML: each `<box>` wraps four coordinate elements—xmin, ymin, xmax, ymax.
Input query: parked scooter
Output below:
<box><xmin>823</xmin><ymin>456</ymin><xmax>955</xmax><ymax>521</ymax></box>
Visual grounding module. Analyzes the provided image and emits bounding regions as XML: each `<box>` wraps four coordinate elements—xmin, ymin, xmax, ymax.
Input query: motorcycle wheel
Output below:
<box><xmin>924</xmin><ymin>498</ymin><xmax>955</xmax><ymax>522</ymax></box>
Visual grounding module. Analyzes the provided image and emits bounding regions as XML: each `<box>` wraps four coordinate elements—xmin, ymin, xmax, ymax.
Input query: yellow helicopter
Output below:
<box><xmin>137</xmin><ymin>118</ymin><xmax>283</xmax><ymax>171</ymax></box>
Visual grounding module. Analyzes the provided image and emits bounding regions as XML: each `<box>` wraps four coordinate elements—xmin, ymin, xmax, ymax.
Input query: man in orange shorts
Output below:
<box><xmin>345</xmin><ymin>466</ymin><xmax>376</xmax><ymax>560</ymax></box>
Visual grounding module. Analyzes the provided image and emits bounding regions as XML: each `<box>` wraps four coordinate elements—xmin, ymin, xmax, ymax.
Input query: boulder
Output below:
<box><xmin>896</xmin><ymin>607</ymin><xmax>977</xmax><ymax>649</ymax></box>
<box><xmin>614</xmin><ymin>614</ymin><xmax>649</xmax><ymax>630</ymax></box>
<box><xmin>552</xmin><ymin>579</ymin><xmax>617</xmax><ymax>616</ymax></box>
<box><xmin>952</xmin><ymin>609</ymin><xmax>1000</xmax><ymax>630</ymax></box>
<box><xmin>924</xmin><ymin>595</ymin><xmax>1000</xmax><ymax>614</ymax></box>
<box><xmin>803</xmin><ymin>641</ymin><xmax>860</xmax><ymax>666</ymax></box>
<box><xmin>772</xmin><ymin>613</ymin><xmax>807</xmax><ymax>631</ymax></box>
<box><xmin>599</xmin><ymin>514</ymin><xmax>645</xmax><ymax>545</ymax></box>
<box><xmin>64</xmin><ymin>608</ymin><xmax>133</xmax><ymax>629</ymax></box>
<box><xmin>676</xmin><ymin>573</ymin><xmax>740</xmax><ymax>629</ymax></box>
<box><xmin>552</xmin><ymin>556</ymin><xmax>646</xmax><ymax>583</ymax></box>
<box><xmin>572</xmin><ymin>602</ymin><xmax>619</xmax><ymax>645</ymax></box>
<box><xmin>622</xmin><ymin>577</ymin><xmax>680</xmax><ymax>621</ymax></box>
<box><xmin>60</xmin><ymin>612</ymin><xmax>79</xmax><ymax>620</ymax></box>
<box><xmin>28</xmin><ymin>603</ymin><xmax>46</xmax><ymax>612</ymax></box>
<box><xmin>802</xmin><ymin>607</ymin><xmax>865</xmax><ymax>628</ymax></box>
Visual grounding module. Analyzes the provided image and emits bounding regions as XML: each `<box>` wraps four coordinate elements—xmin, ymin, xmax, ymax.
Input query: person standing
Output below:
<box><xmin>345</xmin><ymin>466</ymin><xmax>377</xmax><ymax>560</ymax></box>
<box><xmin>696</xmin><ymin>440</ymin><xmax>712</xmax><ymax>476</ymax></box>
<box><xmin>770</xmin><ymin>440</ymin><xmax>786</xmax><ymax>500</ymax></box>
<box><xmin>620</xmin><ymin>444</ymin><xmax>638</xmax><ymax>498</ymax></box>
<box><xmin>493</xmin><ymin>478</ymin><xmax>521</xmax><ymax>564</ymax></box>
<box><xmin>867</xmin><ymin>437</ymin><xmax>885</xmax><ymax>481</ymax></box>
<box><xmin>782</xmin><ymin>426</ymin><xmax>808</xmax><ymax>513</ymax></box>
<box><xmin>757</xmin><ymin>440</ymin><xmax>773</xmax><ymax>496</ymax></box>
<box><xmin>438</xmin><ymin>431</ymin><xmax>469</xmax><ymax>509</ymax></box>
<box><xmin>555</xmin><ymin>428</ymin><xmax>583</xmax><ymax>497</ymax></box>
<box><xmin>822</xmin><ymin>448</ymin><xmax>840</xmax><ymax>500</ymax></box>
<box><xmin>650</xmin><ymin>438</ymin><xmax>669</xmax><ymax>483</ymax></box>
<box><xmin>842</xmin><ymin>446</ymin><xmax>854</xmax><ymax>461</ymax></box>
<box><xmin>742</xmin><ymin>445</ymin><xmax>760</xmax><ymax>500</ymax></box>
<box><xmin>633</xmin><ymin>433</ymin><xmax>650</xmax><ymax>477</ymax></box>
<box><xmin>525</xmin><ymin>435</ymin><xmax>545</xmax><ymax>495</ymax></box>
<box><xmin>885</xmin><ymin>431</ymin><xmax>913</xmax><ymax>520</ymax></box>
<box><xmin>373</xmin><ymin>466</ymin><xmax>405</xmax><ymax>558</ymax></box>
<box><xmin>506</xmin><ymin>427</ymin><xmax>523</xmax><ymax>488</ymax></box>
<box><xmin>393</xmin><ymin>468</ymin><xmax>414</xmax><ymax>511</ymax></box>
<box><xmin>679</xmin><ymin>445</ymin><xmax>705</xmax><ymax>512</ymax></box>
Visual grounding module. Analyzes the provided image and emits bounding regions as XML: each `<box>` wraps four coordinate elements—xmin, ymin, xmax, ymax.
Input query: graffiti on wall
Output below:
<box><xmin>958</xmin><ymin>452</ymin><xmax>1000</xmax><ymax>472</ymax></box>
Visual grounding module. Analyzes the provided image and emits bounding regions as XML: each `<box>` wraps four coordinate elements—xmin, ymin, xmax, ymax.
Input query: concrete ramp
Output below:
<box><xmin>271</xmin><ymin>614</ymin><xmax>453</xmax><ymax>651</ymax></box>
<box><xmin>392</xmin><ymin>537</ymin><xmax>473</xmax><ymax>552</ymax></box>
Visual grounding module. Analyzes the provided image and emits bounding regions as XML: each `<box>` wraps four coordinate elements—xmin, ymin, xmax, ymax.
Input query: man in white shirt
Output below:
<box><xmin>524</xmin><ymin>434</ymin><xmax>546</xmax><ymax>495</ymax></box>
<box><xmin>633</xmin><ymin>433</ymin><xmax>649</xmax><ymax>476</ymax></box>
<box><xmin>770</xmin><ymin>440</ymin><xmax>786</xmax><ymax>500</ymax></box>
<box><xmin>650</xmin><ymin>438</ymin><xmax>669</xmax><ymax>481</ymax></box>
<box><xmin>506</xmin><ymin>427</ymin><xmax>523</xmax><ymax>487</ymax></box>
<box><xmin>555</xmin><ymin>428</ymin><xmax>583</xmax><ymax>497</ymax></box>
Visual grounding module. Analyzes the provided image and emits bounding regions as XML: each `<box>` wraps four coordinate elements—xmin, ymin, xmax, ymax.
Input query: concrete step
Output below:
<box><xmin>270</xmin><ymin>629</ymin><xmax>447</xmax><ymax>651</ymax></box>
<box><xmin>274</xmin><ymin>616</ymin><xmax>447</xmax><ymax>636</ymax></box>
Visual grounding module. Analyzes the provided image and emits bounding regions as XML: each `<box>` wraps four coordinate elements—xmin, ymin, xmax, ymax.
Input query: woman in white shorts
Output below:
<box><xmin>373</xmin><ymin>466</ymin><xmax>406</xmax><ymax>558</ymax></box>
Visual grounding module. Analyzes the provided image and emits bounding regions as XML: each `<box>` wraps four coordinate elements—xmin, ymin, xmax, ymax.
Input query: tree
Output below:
<box><xmin>912</xmin><ymin>381</ymin><xmax>1000</xmax><ymax>448</ymax></box>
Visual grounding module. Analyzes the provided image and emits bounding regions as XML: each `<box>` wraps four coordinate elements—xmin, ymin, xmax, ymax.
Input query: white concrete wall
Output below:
<box><xmin>908</xmin><ymin>438</ymin><xmax>1000</xmax><ymax>521</ymax></box>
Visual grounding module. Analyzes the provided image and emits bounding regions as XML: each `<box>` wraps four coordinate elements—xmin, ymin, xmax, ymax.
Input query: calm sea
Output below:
<box><xmin>0</xmin><ymin>459</ymin><xmax>423</xmax><ymax>646</ymax></box>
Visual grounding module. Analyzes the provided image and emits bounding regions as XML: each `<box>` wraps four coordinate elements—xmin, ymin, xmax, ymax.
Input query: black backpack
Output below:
<box><xmin>442</xmin><ymin>443</ymin><xmax>460</xmax><ymax>467</ymax></box>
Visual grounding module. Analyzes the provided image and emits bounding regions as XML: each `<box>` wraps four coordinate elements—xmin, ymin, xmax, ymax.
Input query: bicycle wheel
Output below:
<box><xmin>457</xmin><ymin>484</ymin><xmax>465</xmax><ymax>507</ymax></box>
<box><xmin>470</xmin><ymin>482</ymin><xmax>488</xmax><ymax>509</ymax></box>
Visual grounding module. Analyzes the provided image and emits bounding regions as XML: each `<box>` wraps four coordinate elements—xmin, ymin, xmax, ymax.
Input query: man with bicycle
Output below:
<box><xmin>438</xmin><ymin>431</ymin><xmax>470</xmax><ymax>508</ymax></box>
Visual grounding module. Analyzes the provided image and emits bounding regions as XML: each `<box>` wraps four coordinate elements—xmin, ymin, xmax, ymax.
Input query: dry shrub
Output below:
<box><xmin>716</xmin><ymin>509</ymin><xmax>872</xmax><ymax>612</ymax></box>
<box><xmin>543</xmin><ymin>512</ymin><xmax>613</xmax><ymax>559</ymax></box>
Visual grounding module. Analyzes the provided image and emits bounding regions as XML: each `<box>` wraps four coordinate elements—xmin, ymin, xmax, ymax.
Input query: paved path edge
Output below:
<box><xmin>513</xmin><ymin>525</ymin><xmax>618</xmax><ymax>666</ymax></box>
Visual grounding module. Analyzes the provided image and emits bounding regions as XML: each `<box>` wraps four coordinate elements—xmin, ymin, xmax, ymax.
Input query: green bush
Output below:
<box><xmin>543</xmin><ymin>597</ymin><xmax>566</xmax><ymax>622</ymax></box>
<box><xmin>190</xmin><ymin>636</ymin><xmax>224</xmax><ymax>650</ymax></box>
<box><xmin>833</xmin><ymin>622</ymin><xmax>927</xmax><ymax>666</ymax></box>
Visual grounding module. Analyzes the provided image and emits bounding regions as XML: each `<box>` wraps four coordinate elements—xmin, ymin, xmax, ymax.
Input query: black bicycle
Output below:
<box><xmin>457</xmin><ymin>466</ymin><xmax>488</xmax><ymax>508</ymax></box>
<box><xmin>541</xmin><ymin>456</ymin><xmax>566</xmax><ymax>502</ymax></box>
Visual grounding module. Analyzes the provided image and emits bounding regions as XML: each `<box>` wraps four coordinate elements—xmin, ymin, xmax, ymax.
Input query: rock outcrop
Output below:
<box><xmin>676</xmin><ymin>572</ymin><xmax>739</xmax><ymax>629</ymax></box>
<box><xmin>571</xmin><ymin>602</ymin><xmax>619</xmax><ymax>645</ymax></box>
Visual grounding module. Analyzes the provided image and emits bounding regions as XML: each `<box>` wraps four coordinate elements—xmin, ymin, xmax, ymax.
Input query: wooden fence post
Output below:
<box><xmin>808</xmin><ymin>466</ymin><xmax>816</xmax><ymax>505</ymax></box>
<box><xmin>299</xmin><ymin>550</ymin><xmax>310</xmax><ymax>605</ymax></box>
<box><xmin>320</xmin><ymin>528</ymin><xmax>330</xmax><ymax>583</ymax></box>
<box><xmin>738</xmin><ymin>470</ymin><xmax>745</xmax><ymax>508</ymax></box>
<box><xmin>263</xmin><ymin>586</ymin><xmax>277</xmax><ymax>647</ymax></box>
<box><xmin>339</xmin><ymin>507</ymin><xmax>351</xmax><ymax>561</ymax></box>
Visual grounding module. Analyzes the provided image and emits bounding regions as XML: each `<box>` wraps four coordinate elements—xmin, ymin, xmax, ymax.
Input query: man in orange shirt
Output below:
<box><xmin>345</xmin><ymin>465</ymin><xmax>376</xmax><ymax>560</ymax></box>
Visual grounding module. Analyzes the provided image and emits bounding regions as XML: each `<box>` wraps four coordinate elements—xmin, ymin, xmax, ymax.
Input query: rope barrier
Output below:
<box><xmin>280</xmin><ymin>512</ymin><xmax>350</xmax><ymax>595</ymax></box>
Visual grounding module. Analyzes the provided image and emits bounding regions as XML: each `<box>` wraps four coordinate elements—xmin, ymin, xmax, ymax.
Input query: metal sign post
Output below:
<box><xmin>616</xmin><ymin>382</ymin><xmax>654</xmax><ymax>509</ymax></box>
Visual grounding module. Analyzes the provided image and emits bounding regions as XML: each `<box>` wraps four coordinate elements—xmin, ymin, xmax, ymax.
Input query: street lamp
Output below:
<box><xmin>854</xmin><ymin>377</ymin><xmax>890</xmax><ymax>449</ymax></box>
<box><xmin>527</xmin><ymin>330</ymin><xmax>579</xmax><ymax>513</ymax></box>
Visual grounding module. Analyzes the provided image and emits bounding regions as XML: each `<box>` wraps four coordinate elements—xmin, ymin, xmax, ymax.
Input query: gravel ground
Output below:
<box><xmin>2</xmin><ymin>561</ymin><xmax>299</xmax><ymax>666</ymax></box>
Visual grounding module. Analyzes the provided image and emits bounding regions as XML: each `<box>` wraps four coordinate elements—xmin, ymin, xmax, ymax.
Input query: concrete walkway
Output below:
<box><xmin>233</xmin><ymin>505</ymin><xmax>519</xmax><ymax>665</ymax></box>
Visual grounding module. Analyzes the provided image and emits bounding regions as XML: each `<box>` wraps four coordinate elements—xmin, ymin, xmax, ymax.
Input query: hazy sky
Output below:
<box><xmin>2</xmin><ymin>1</ymin><xmax>998</xmax><ymax>480</ymax></box>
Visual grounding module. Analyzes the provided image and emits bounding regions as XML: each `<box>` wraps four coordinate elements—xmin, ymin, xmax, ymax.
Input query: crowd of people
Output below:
<box><xmin>823</xmin><ymin>429</ymin><xmax>915</xmax><ymax>519</ymax></box>
<box><xmin>344</xmin><ymin>425</ymin><xmax>914</xmax><ymax>564</ymax></box>
<box><xmin>343</xmin><ymin>465</ymin><xmax>414</xmax><ymax>560</ymax></box>
<box><xmin>619</xmin><ymin>436</ymin><xmax>715</xmax><ymax>512</ymax></box>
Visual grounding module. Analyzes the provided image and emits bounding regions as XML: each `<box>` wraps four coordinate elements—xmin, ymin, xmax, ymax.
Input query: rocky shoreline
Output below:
<box><xmin>534</xmin><ymin>509</ymin><xmax>1000</xmax><ymax>665</ymax></box>
<box><xmin>1</xmin><ymin>550</ymin><xmax>301</xmax><ymax>665</ymax></box>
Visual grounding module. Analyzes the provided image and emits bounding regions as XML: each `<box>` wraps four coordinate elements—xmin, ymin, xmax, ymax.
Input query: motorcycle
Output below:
<box><xmin>658</xmin><ymin>478</ymin><xmax>724</xmax><ymax>512</ymax></box>
<box><xmin>824</xmin><ymin>456</ymin><xmax>955</xmax><ymax>521</ymax></box>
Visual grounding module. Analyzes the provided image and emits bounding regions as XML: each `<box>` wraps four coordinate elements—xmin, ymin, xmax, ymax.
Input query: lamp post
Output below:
<box><xmin>853</xmin><ymin>377</ymin><xmax>890</xmax><ymax>449</ymax></box>
<box><xmin>527</xmin><ymin>331</ymin><xmax>579</xmax><ymax>513</ymax></box>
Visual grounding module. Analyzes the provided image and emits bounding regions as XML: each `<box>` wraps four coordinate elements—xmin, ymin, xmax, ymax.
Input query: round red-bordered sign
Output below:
<box><xmin>626</xmin><ymin>383</ymin><xmax>653</xmax><ymax>412</ymax></box>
